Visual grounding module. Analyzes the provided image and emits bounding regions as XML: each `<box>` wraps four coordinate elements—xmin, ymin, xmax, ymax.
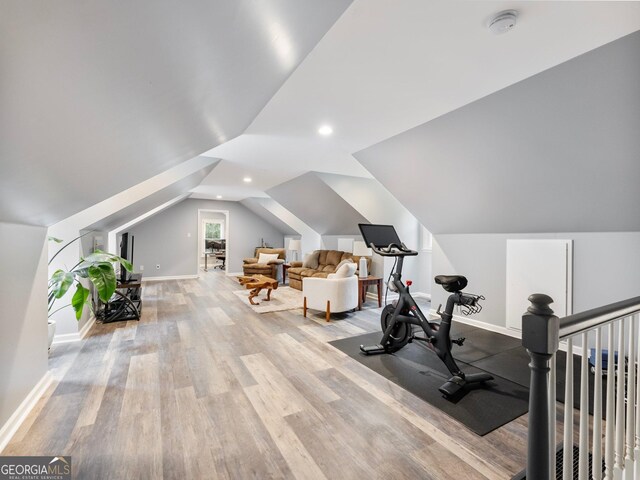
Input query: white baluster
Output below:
<box><xmin>605</xmin><ymin>322</ymin><xmax>616</xmax><ymax>479</ymax></box>
<box><xmin>615</xmin><ymin>317</ymin><xmax>626</xmax><ymax>477</ymax></box>
<box><xmin>624</xmin><ymin>315</ymin><xmax>636</xmax><ymax>479</ymax></box>
<box><xmin>564</xmin><ymin>337</ymin><xmax>574</xmax><ymax>480</ymax></box>
<box><xmin>635</xmin><ymin>315</ymin><xmax>640</xmax><ymax>480</ymax></box>
<box><xmin>593</xmin><ymin>327</ymin><xmax>603</xmax><ymax>480</ymax></box>
<box><xmin>579</xmin><ymin>332</ymin><xmax>589</xmax><ymax>480</ymax></box>
<box><xmin>550</xmin><ymin>353</ymin><xmax>557</xmax><ymax>480</ymax></box>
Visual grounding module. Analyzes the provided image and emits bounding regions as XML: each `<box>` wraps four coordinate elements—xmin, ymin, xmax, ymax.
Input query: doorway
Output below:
<box><xmin>197</xmin><ymin>209</ymin><xmax>229</xmax><ymax>275</ymax></box>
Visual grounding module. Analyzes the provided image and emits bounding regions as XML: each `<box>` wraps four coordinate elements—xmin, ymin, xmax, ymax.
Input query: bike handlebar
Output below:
<box><xmin>369</xmin><ymin>242</ymin><xmax>418</xmax><ymax>257</ymax></box>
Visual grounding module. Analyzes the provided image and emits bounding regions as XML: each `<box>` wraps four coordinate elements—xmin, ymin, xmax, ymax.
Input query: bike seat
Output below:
<box><xmin>434</xmin><ymin>275</ymin><xmax>468</xmax><ymax>293</ymax></box>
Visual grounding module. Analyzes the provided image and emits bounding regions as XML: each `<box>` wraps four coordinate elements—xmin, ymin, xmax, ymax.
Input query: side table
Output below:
<box><xmin>282</xmin><ymin>263</ymin><xmax>291</xmax><ymax>285</ymax></box>
<box><xmin>358</xmin><ymin>276</ymin><xmax>382</xmax><ymax>310</ymax></box>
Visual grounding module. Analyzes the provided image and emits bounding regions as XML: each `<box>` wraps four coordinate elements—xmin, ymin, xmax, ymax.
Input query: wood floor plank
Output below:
<box><xmin>411</xmin><ymin>443</ymin><xmax>491</xmax><ymax>480</ymax></box>
<box><xmin>207</xmin><ymin>306</ymin><xmax>236</xmax><ymax>326</ymax></box>
<box><xmin>244</xmin><ymin>385</ymin><xmax>327</xmax><ymax>480</ymax></box>
<box><xmin>2</xmin><ymin>270</ymin><xmax>528</xmax><ymax>479</ymax></box>
<box><xmin>121</xmin><ymin>352</ymin><xmax>160</xmax><ymax>417</ymax></box>
<box><xmin>201</xmin><ymin>389</ymin><xmax>292</xmax><ymax>479</ymax></box>
<box><xmin>240</xmin><ymin>353</ymin><xmax>311</xmax><ymax>417</ymax></box>
<box><xmin>273</xmin><ymin>332</ymin><xmax>333</xmax><ymax>372</ymax></box>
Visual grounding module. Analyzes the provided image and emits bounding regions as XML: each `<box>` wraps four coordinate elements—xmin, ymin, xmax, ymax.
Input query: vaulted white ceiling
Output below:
<box><xmin>0</xmin><ymin>0</ymin><xmax>352</xmax><ymax>226</ymax></box>
<box><xmin>4</xmin><ymin>1</ymin><xmax>640</xmax><ymax>234</ymax></box>
<box><xmin>198</xmin><ymin>0</ymin><xmax>640</xmax><ymax>201</ymax></box>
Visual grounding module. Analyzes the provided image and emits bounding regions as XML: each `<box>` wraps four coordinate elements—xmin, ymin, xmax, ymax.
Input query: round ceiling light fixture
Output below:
<box><xmin>216</xmin><ymin>195</ymin><xmax>222</xmax><ymax>199</ymax></box>
<box><xmin>488</xmin><ymin>10</ymin><xmax>518</xmax><ymax>35</ymax></box>
<box><xmin>243</xmin><ymin>177</ymin><xmax>252</xmax><ymax>183</ymax></box>
<box><xmin>318</xmin><ymin>125</ymin><xmax>333</xmax><ymax>136</ymax></box>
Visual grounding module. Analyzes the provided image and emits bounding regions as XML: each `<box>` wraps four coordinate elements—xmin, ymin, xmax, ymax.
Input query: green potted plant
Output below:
<box><xmin>47</xmin><ymin>234</ymin><xmax>132</xmax><ymax>349</ymax></box>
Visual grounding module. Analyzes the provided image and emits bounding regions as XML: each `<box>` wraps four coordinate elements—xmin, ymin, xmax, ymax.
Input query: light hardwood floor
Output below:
<box><xmin>3</xmin><ymin>271</ymin><xmax>529</xmax><ymax>479</ymax></box>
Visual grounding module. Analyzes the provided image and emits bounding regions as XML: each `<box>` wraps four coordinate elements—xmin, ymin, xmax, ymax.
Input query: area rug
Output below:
<box><xmin>233</xmin><ymin>286</ymin><xmax>303</xmax><ymax>314</ymax></box>
<box><xmin>329</xmin><ymin>327</ymin><xmax>529</xmax><ymax>436</ymax></box>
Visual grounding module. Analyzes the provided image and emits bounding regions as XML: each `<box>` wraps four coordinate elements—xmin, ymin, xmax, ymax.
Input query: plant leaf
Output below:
<box><xmin>88</xmin><ymin>263</ymin><xmax>117</xmax><ymax>303</ymax></box>
<box><xmin>71</xmin><ymin>283</ymin><xmax>90</xmax><ymax>320</ymax></box>
<box><xmin>81</xmin><ymin>251</ymin><xmax>132</xmax><ymax>272</ymax></box>
<box><xmin>48</xmin><ymin>236</ymin><xmax>63</xmax><ymax>243</ymax></box>
<box><xmin>82</xmin><ymin>252</ymin><xmax>116</xmax><ymax>263</ymax></box>
<box><xmin>50</xmin><ymin>270</ymin><xmax>75</xmax><ymax>299</ymax></box>
<box><xmin>120</xmin><ymin>258</ymin><xmax>133</xmax><ymax>272</ymax></box>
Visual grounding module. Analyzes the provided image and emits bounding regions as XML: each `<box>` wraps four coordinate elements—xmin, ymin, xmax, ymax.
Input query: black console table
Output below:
<box><xmin>97</xmin><ymin>274</ymin><xmax>142</xmax><ymax>323</ymax></box>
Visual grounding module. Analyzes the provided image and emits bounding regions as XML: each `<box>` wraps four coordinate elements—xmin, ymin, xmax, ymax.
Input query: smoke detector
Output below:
<box><xmin>488</xmin><ymin>10</ymin><xmax>518</xmax><ymax>35</ymax></box>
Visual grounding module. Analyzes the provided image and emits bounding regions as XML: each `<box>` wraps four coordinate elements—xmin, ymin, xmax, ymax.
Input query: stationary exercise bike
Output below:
<box><xmin>358</xmin><ymin>224</ymin><xmax>493</xmax><ymax>398</ymax></box>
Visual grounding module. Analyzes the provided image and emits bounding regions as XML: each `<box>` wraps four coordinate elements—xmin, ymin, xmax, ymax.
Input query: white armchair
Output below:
<box><xmin>303</xmin><ymin>263</ymin><xmax>358</xmax><ymax>322</ymax></box>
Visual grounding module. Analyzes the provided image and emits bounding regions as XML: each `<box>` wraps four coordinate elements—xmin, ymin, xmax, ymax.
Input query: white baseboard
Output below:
<box><xmin>429</xmin><ymin>308</ymin><xmax>522</xmax><ymax>340</ymax></box>
<box><xmin>52</xmin><ymin>315</ymin><xmax>96</xmax><ymax>345</ymax></box>
<box><xmin>226</xmin><ymin>271</ymin><xmax>243</xmax><ymax>276</ymax></box>
<box><xmin>413</xmin><ymin>292</ymin><xmax>431</xmax><ymax>301</ymax></box>
<box><xmin>143</xmin><ymin>274</ymin><xmax>199</xmax><ymax>281</ymax></box>
<box><xmin>365</xmin><ymin>291</ymin><xmax>430</xmax><ymax>302</ymax></box>
<box><xmin>0</xmin><ymin>371</ymin><xmax>53</xmax><ymax>453</ymax></box>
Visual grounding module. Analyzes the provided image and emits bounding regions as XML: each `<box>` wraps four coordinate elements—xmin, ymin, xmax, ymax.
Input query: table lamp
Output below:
<box><xmin>288</xmin><ymin>239</ymin><xmax>301</xmax><ymax>262</ymax></box>
<box><xmin>352</xmin><ymin>241</ymin><xmax>372</xmax><ymax>278</ymax></box>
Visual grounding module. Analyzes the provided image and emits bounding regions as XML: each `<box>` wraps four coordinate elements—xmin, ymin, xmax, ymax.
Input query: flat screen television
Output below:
<box><xmin>119</xmin><ymin>233</ymin><xmax>134</xmax><ymax>282</ymax></box>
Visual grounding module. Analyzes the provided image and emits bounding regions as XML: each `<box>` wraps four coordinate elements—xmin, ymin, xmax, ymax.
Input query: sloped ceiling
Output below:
<box><xmin>267</xmin><ymin>172</ymin><xmax>367</xmax><ymax>235</ymax></box>
<box><xmin>197</xmin><ymin>0</ymin><xmax>640</xmax><ymax>202</ymax></box>
<box><xmin>84</xmin><ymin>163</ymin><xmax>215</xmax><ymax>232</ymax></box>
<box><xmin>240</xmin><ymin>198</ymin><xmax>299</xmax><ymax>236</ymax></box>
<box><xmin>0</xmin><ymin>0</ymin><xmax>352</xmax><ymax>226</ymax></box>
<box><xmin>355</xmin><ymin>30</ymin><xmax>640</xmax><ymax>235</ymax></box>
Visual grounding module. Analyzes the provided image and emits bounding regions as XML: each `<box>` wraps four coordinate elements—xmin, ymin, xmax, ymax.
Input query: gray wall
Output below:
<box><xmin>355</xmin><ymin>30</ymin><xmax>640</xmax><ymax>235</ymax></box>
<box><xmin>126</xmin><ymin>198</ymin><xmax>285</xmax><ymax>276</ymax></box>
<box><xmin>316</xmin><ymin>172</ymin><xmax>428</xmax><ymax>295</ymax></box>
<box><xmin>0</xmin><ymin>222</ymin><xmax>49</xmax><ymax>432</ymax></box>
<box><xmin>267</xmin><ymin>172</ymin><xmax>368</xmax><ymax>235</ymax></box>
<box><xmin>432</xmin><ymin>232</ymin><xmax>640</xmax><ymax>328</ymax></box>
<box><xmin>240</xmin><ymin>198</ymin><xmax>300</xmax><ymax>236</ymax></box>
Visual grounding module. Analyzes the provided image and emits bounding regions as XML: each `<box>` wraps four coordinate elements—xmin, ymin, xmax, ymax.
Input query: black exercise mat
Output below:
<box><xmin>473</xmin><ymin>346</ymin><xmax>608</xmax><ymax>416</ymax></box>
<box><xmin>329</xmin><ymin>332</ymin><xmax>529</xmax><ymax>436</ymax></box>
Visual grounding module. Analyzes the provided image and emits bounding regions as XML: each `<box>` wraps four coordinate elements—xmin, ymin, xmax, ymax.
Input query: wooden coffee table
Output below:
<box><xmin>238</xmin><ymin>274</ymin><xmax>279</xmax><ymax>305</ymax></box>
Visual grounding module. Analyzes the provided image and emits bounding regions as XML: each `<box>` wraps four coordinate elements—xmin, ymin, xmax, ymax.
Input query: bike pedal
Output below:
<box><xmin>452</xmin><ymin>337</ymin><xmax>466</xmax><ymax>346</ymax></box>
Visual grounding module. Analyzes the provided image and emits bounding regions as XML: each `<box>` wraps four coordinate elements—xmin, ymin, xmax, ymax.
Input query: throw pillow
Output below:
<box><xmin>334</xmin><ymin>258</ymin><xmax>354</xmax><ymax>272</ymax></box>
<box><xmin>302</xmin><ymin>250</ymin><xmax>320</xmax><ymax>269</ymax></box>
<box><xmin>257</xmin><ymin>253</ymin><xmax>279</xmax><ymax>264</ymax></box>
<box><xmin>333</xmin><ymin>262</ymin><xmax>357</xmax><ymax>278</ymax></box>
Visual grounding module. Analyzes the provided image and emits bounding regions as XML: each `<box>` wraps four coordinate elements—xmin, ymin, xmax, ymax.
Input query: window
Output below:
<box><xmin>202</xmin><ymin>220</ymin><xmax>225</xmax><ymax>252</ymax></box>
<box><xmin>205</xmin><ymin>222</ymin><xmax>222</xmax><ymax>240</ymax></box>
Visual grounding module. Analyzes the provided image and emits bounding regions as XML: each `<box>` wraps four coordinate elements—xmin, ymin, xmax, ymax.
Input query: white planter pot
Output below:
<box><xmin>48</xmin><ymin>320</ymin><xmax>56</xmax><ymax>350</ymax></box>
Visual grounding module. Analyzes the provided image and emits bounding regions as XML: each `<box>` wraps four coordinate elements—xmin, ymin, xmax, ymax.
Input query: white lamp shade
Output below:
<box><xmin>352</xmin><ymin>240</ymin><xmax>372</xmax><ymax>257</ymax></box>
<box><xmin>288</xmin><ymin>239</ymin><xmax>301</xmax><ymax>251</ymax></box>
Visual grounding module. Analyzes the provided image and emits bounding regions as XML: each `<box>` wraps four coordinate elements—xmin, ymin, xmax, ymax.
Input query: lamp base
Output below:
<box><xmin>358</xmin><ymin>257</ymin><xmax>368</xmax><ymax>278</ymax></box>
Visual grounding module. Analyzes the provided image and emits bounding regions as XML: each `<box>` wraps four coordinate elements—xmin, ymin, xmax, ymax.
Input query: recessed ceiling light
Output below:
<box><xmin>318</xmin><ymin>125</ymin><xmax>333</xmax><ymax>136</ymax></box>
<box><xmin>243</xmin><ymin>177</ymin><xmax>252</xmax><ymax>183</ymax></box>
<box><xmin>216</xmin><ymin>195</ymin><xmax>222</xmax><ymax>199</ymax></box>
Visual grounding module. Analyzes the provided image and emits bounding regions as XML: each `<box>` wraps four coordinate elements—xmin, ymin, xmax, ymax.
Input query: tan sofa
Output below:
<box><xmin>242</xmin><ymin>248</ymin><xmax>286</xmax><ymax>280</ymax></box>
<box><xmin>288</xmin><ymin>250</ymin><xmax>371</xmax><ymax>291</ymax></box>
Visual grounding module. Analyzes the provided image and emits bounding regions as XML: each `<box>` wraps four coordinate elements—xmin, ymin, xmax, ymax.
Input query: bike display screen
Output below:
<box><xmin>358</xmin><ymin>224</ymin><xmax>402</xmax><ymax>248</ymax></box>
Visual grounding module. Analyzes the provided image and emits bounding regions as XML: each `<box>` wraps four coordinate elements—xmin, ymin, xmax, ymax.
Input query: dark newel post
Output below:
<box><xmin>522</xmin><ymin>293</ymin><xmax>559</xmax><ymax>480</ymax></box>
